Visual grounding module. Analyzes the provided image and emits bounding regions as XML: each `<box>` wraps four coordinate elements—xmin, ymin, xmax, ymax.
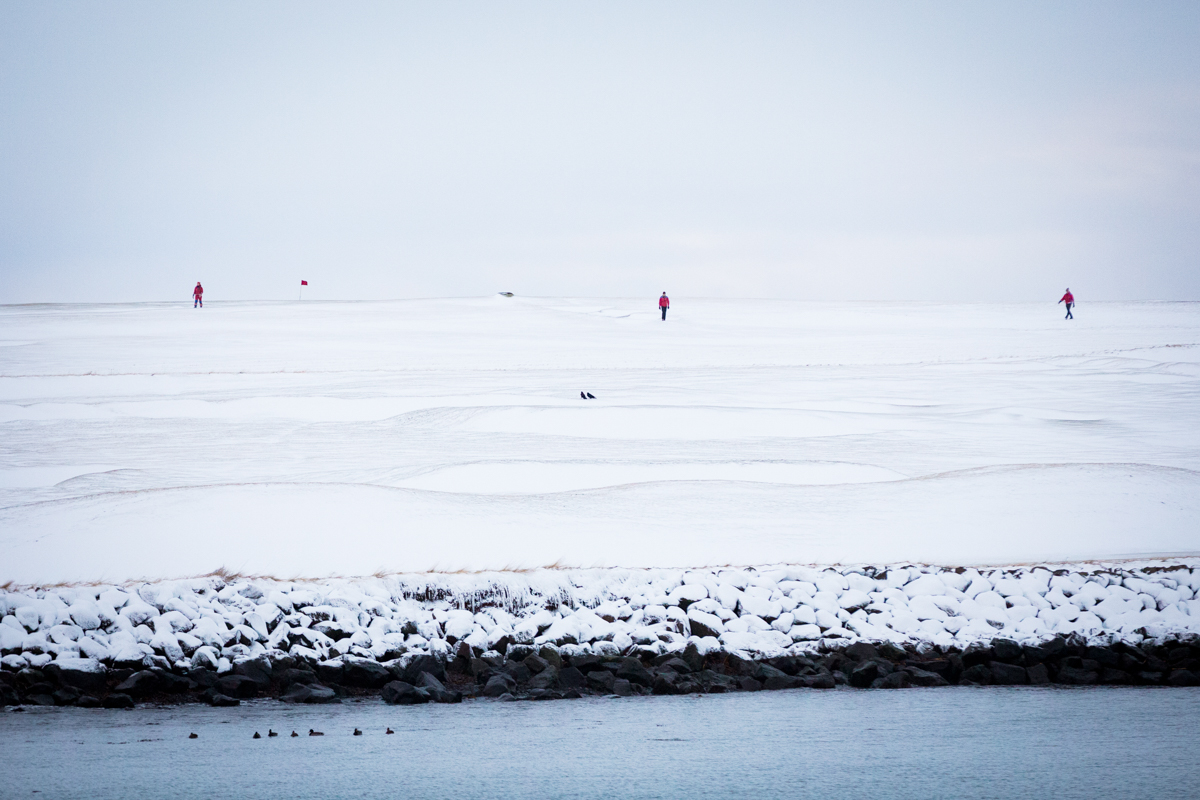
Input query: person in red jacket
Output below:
<box><xmin>659</xmin><ymin>292</ymin><xmax>669</xmax><ymax>321</ymax></box>
<box><xmin>193</xmin><ymin>282</ymin><xmax>204</xmax><ymax>308</ymax></box>
<box><xmin>1058</xmin><ymin>288</ymin><xmax>1074</xmax><ymax>319</ymax></box>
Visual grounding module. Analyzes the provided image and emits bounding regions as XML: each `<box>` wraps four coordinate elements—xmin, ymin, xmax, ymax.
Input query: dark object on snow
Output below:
<box><xmin>581</xmin><ymin>391</ymin><xmax>586</xmax><ymax>399</ymax></box>
<box><xmin>188</xmin><ymin>733</ymin><xmax>198</xmax><ymax>739</ymax></box>
<box><xmin>499</xmin><ymin>292</ymin><xmax>514</xmax><ymax>297</ymax></box>
<box><xmin>353</xmin><ymin>728</ymin><xmax>362</xmax><ymax>736</ymax></box>
<box><xmin>309</xmin><ymin>729</ymin><xmax>323</xmax><ymax>736</ymax></box>
<box><xmin>586</xmin><ymin>392</ymin><xmax>595</xmax><ymax>399</ymax></box>
<box><xmin>291</xmin><ymin>731</ymin><xmax>299</xmax><ymax>738</ymax></box>
<box><xmin>268</xmin><ymin>729</ymin><xmax>278</xmax><ymax>737</ymax></box>
<box><xmin>386</xmin><ymin>728</ymin><xmax>394</xmax><ymax>734</ymax></box>
<box><xmin>253</xmin><ymin>732</ymin><xmax>261</xmax><ymax>739</ymax></box>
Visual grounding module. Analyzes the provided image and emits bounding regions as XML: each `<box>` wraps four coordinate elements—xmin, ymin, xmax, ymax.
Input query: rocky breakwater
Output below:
<box><xmin>2</xmin><ymin>561</ymin><xmax>1199</xmax><ymax>708</ymax></box>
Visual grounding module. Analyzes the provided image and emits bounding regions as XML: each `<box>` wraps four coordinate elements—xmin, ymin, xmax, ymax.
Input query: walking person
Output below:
<box><xmin>193</xmin><ymin>282</ymin><xmax>204</xmax><ymax>308</ymax></box>
<box><xmin>659</xmin><ymin>292</ymin><xmax>669</xmax><ymax>321</ymax></box>
<box><xmin>1058</xmin><ymin>288</ymin><xmax>1074</xmax><ymax>319</ymax></box>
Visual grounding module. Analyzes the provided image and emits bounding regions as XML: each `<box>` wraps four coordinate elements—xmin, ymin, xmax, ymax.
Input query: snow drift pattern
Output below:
<box><xmin>3</xmin><ymin>561</ymin><xmax>1199</xmax><ymax>677</ymax></box>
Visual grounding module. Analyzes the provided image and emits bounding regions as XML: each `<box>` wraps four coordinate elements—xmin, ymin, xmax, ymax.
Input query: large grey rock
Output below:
<box><xmin>1168</xmin><ymin>669</ymin><xmax>1199</xmax><ymax>687</ymax></box>
<box><xmin>343</xmin><ymin>659</ymin><xmax>391</xmax><ymax>689</ymax></box>
<box><xmin>381</xmin><ymin>681</ymin><xmax>428</xmax><ymax>705</ymax></box>
<box><xmin>417</xmin><ymin>671</ymin><xmax>462</xmax><ymax>703</ymax></box>
<box><xmin>529</xmin><ymin>665</ymin><xmax>559</xmax><ymax>691</ymax></box>
<box><xmin>875</xmin><ymin>671</ymin><xmax>910</xmax><ymax>689</ymax></box>
<box><xmin>401</xmin><ymin>655</ymin><xmax>446</xmax><ymax>686</ymax></box>
<box><xmin>904</xmin><ymin>667</ymin><xmax>949</xmax><ymax>687</ymax></box>
<box><xmin>557</xmin><ymin>666</ymin><xmax>586</xmax><ymax>689</ymax></box>
<box><xmin>843</xmin><ymin>642</ymin><xmax>879</xmax><ymax>662</ymax></box>
<box><xmin>848</xmin><ymin>661</ymin><xmax>881</xmax><ymax>688</ymax></box>
<box><xmin>587</xmin><ymin>670</ymin><xmax>616</xmax><ymax>692</ymax></box>
<box><xmin>482</xmin><ymin>673</ymin><xmax>516</xmax><ymax>697</ymax></box>
<box><xmin>804</xmin><ymin>672</ymin><xmax>836</xmax><ymax>689</ymax></box>
<box><xmin>1055</xmin><ymin>664</ymin><xmax>1098</xmax><ymax>685</ymax></box>
<box><xmin>1026</xmin><ymin>663</ymin><xmax>1050</xmax><ymax>685</ymax></box>
<box><xmin>102</xmin><ymin>692</ymin><xmax>135</xmax><ymax>708</ymax></box>
<box><xmin>523</xmin><ymin>654</ymin><xmax>550</xmax><ymax>675</ymax></box>
<box><xmin>281</xmin><ymin>683</ymin><xmax>339</xmax><ymax>704</ymax></box>
<box><xmin>990</xmin><ymin>662</ymin><xmax>1028</xmax><ymax>685</ymax></box>
<box><xmin>960</xmin><ymin>664</ymin><xmax>993</xmax><ymax>685</ymax></box>
<box><xmin>991</xmin><ymin>639</ymin><xmax>1024</xmax><ymax>664</ymax></box>
<box><xmin>217</xmin><ymin>674</ymin><xmax>262</xmax><ymax>698</ymax></box>
<box><xmin>232</xmin><ymin>656</ymin><xmax>273</xmax><ymax>688</ymax></box>
<box><xmin>113</xmin><ymin>670</ymin><xmax>164</xmax><ymax>697</ymax></box>
<box><xmin>44</xmin><ymin>662</ymin><xmax>108</xmax><ymax>695</ymax></box>
<box><xmin>615</xmin><ymin>658</ymin><xmax>653</xmax><ymax>687</ymax></box>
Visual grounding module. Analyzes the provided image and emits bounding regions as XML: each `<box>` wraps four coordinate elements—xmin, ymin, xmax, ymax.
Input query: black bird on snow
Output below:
<box><xmin>309</xmin><ymin>729</ymin><xmax>324</xmax><ymax>736</ymax></box>
<box><xmin>580</xmin><ymin>391</ymin><xmax>586</xmax><ymax>399</ymax></box>
<box><xmin>586</xmin><ymin>392</ymin><xmax>595</xmax><ymax>399</ymax></box>
<box><xmin>353</xmin><ymin>728</ymin><xmax>363</xmax><ymax>736</ymax></box>
<box><xmin>253</xmin><ymin>732</ymin><xmax>261</xmax><ymax>739</ymax></box>
<box><xmin>268</xmin><ymin>729</ymin><xmax>278</xmax><ymax>737</ymax></box>
<box><xmin>188</xmin><ymin>733</ymin><xmax>198</xmax><ymax>739</ymax></box>
<box><xmin>290</xmin><ymin>731</ymin><xmax>299</xmax><ymax>738</ymax></box>
<box><xmin>386</xmin><ymin>728</ymin><xmax>394</xmax><ymax>735</ymax></box>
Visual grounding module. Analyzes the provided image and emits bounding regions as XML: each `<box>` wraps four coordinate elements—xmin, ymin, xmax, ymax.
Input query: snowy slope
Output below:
<box><xmin>1</xmin><ymin>297</ymin><xmax>1198</xmax><ymax>585</ymax></box>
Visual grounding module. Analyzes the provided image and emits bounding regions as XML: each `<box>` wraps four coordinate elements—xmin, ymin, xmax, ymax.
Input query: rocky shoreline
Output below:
<box><xmin>4</xmin><ymin>560</ymin><xmax>1200</xmax><ymax>709</ymax></box>
<box><xmin>4</xmin><ymin>634</ymin><xmax>1200</xmax><ymax>710</ymax></box>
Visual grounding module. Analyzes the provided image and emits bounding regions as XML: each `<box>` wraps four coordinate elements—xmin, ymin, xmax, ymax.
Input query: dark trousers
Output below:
<box><xmin>661</xmin><ymin>306</ymin><xmax>667</xmax><ymax>320</ymax></box>
<box><xmin>1065</xmin><ymin>302</ymin><xmax>1072</xmax><ymax>319</ymax></box>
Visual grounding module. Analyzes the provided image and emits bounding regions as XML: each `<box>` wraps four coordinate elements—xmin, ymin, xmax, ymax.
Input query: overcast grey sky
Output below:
<box><xmin>1</xmin><ymin>1</ymin><xmax>1198</xmax><ymax>303</ymax></box>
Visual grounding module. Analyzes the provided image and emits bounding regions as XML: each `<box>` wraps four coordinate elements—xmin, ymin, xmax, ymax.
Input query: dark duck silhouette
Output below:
<box><xmin>309</xmin><ymin>729</ymin><xmax>323</xmax><ymax>736</ymax></box>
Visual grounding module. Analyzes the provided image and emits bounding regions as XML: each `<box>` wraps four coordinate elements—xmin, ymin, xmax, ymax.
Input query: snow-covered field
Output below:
<box><xmin>1</xmin><ymin>297</ymin><xmax>1198</xmax><ymax>586</ymax></box>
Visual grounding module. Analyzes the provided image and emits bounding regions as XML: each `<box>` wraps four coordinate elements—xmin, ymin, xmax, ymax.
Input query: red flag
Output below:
<box><xmin>300</xmin><ymin>280</ymin><xmax>308</xmax><ymax>285</ymax></box>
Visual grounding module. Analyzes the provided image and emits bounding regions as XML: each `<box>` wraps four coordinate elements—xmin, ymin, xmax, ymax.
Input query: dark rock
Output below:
<box><xmin>281</xmin><ymin>683</ymin><xmax>339</xmax><ymax>704</ymax></box>
<box><xmin>217</xmin><ymin>674</ymin><xmax>261</xmax><ymax>698</ymax></box>
<box><xmin>401</xmin><ymin>655</ymin><xmax>446</xmax><ymax>686</ymax></box>
<box><xmin>491</xmin><ymin>636</ymin><xmax>513</xmax><ymax>655</ymax></box>
<box><xmin>992</xmin><ymin>639</ymin><xmax>1024</xmax><ymax>664</ymax></box>
<box><xmin>737</xmin><ymin>676</ymin><xmax>763</xmax><ymax>692</ymax></box>
<box><xmin>113</xmin><ymin>670</ymin><xmax>164</xmax><ymax>697</ymax></box>
<box><xmin>506</xmin><ymin>645</ymin><xmax>535</xmax><ymax>663</ymax></box>
<box><xmin>161</xmin><ymin>673</ymin><xmax>197</xmax><ymax>694</ymax></box>
<box><xmin>538</xmin><ymin>647</ymin><xmax>562</xmax><ymax>669</ymax></box>
<box><xmin>315</xmin><ymin>661</ymin><xmax>344</xmax><ymax>685</ymax></box>
<box><xmin>1100</xmin><ymin>668</ymin><xmax>1132</xmax><ymax>685</ymax></box>
<box><xmin>417</xmin><ymin>672</ymin><xmax>462</xmax><ymax>703</ymax></box>
<box><xmin>26</xmin><ymin>693</ymin><xmax>56</xmax><ymax>706</ymax></box>
<box><xmin>804</xmin><ymin>673</ymin><xmax>836</xmax><ymax>689</ymax></box>
<box><xmin>843</xmin><ymin>642</ymin><xmax>879</xmax><ymax>663</ymax></box>
<box><xmin>904</xmin><ymin>667</ymin><xmax>950</xmax><ymax>687</ymax></box>
<box><xmin>680</xmin><ymin>643</ymin><xmax>704</xmax><ymax>673</ymax></box>
<box><xmin>343</xmin><ymin>659</ymin><xmax>391</xmax><ymax>689</ymax></box>
<box><xmin>1085</xmin><ymin>647</ymin><xmax>1120</xmax><ymax>669</ymax></box>
<box><xmin>102</xmin><ymin>693</ymin><xmax>135</xmax><ymax>708</ymax></box>
<box><xmin>204</xmin><ymin>689</ymin><xmax>240</xmax><ymax>706</ymax></box>
<box><xmin>689</xmin><ymin>617</ymin><xmax>721</xmax><ymax>639</ymax></box>
<box><xmin>529</xmin><ymin>665</ymin><xmax>559</xmax><ymax>691</ymax></box>
<box><xmin>962</xmin><ymin>647</ymin><xmax>994</xmax><ymax>669</ymax></box>
<box><xmin>990</xmin><ymin>662</ymin><xmax>1028</xmax><ymax>685</ymax></box>
<box><xmin>557</xmin><ymin>666</ymin><xmax>586</xmax><ymax>690</ymax></box>
<box><xmin>1135</xmin><ymin>671</ymin><xmax>1164</xmax><ymax>685</ymax></box>
<box><xmin>659</xmin><ymin>658</ymin><xmax>693</xmax><ymax>675</ymax></box>
<box><xmin>849</xmin><ymin>661</ymin><xmax>882</xmax><ymax>688</ymax></box>
<box><xmin>613</xmin><ymin>679</ymin><xmax>634</xmax><ymax>696</ymax></box>
<box><xmin>653</xmin><ymin>673</ymin><xmax>683</xmax><ymax>695</ymax></box>
<box><xmin>754</xmin><ymin>663</ymin><xmax>791</xmax><ymax>682</ymax></box>
<box><xmin>762</xmin><ymin>675</ymin><xmax>800</xmax><ymax>691</ymax></box>
<box><xmin>570</xmin><ymin>654</ymin><xmax>602</xmax><ymax>672</ymax></box>
<box><xmin>279</xmin><ymin>668</ymin><xmax>318</xmax><ymax>688</ymax></box>
<box><xmin>523</xmin><ymin>654</ymin><xmax>550</xmax><ymax>675</ymax></box>
<box><xmin>53</xmin><ymin>688</ymin><xmax>80</xmax><ymax>706</ymax></box>
<box><xmin>76</xmin><ymin>695</ymin><xmax>101</xmax><ymax>708</ymax></box>
<box><xmin>876</xmin><ymin>671</ymin><xmax>910</xmax><ymax>689</ymax></box>
<box><xmin>586</xmin><ymin>670</ymin><xmax>615</xmax><ymax>692</ymax></box>
<box><xmin>562</xmin><ymin>687</ymin><xmax>583</xmax><ymax>699</ymax></box>
<box><xmin>878</xmin><ymin>642</ymin><xmax>907</xmax><ymax>661</ymax></box>
<box><xmin>1055</xmin><ymin>664</ymin><xmax>1098</xmax><ymax>685</ymax></box>
<box><xmin>43</xmin><ymin>663</ymin><xmax>108</xmax><ymax>695</ymax></box>
<box><xmin>960</xmin><ymin>664</ymin><xmax>993</xmax><ymax>685</ymax></box>
<box><xmin>187</xmin><ymin>669</ymin><xmax>219</xmax><ymax>689</ymax></box>
<box><xmin>482</xmin><ymin>673</ymin><xmax>517</xmax><ymax>697</ymax></box>
<box><xmin>502</xmin><ymin>662</ymin><xmax>532</xmax><ymax>684</ymax></box>
<box><xmin>615</xmin><ymin>658</ymin><xmax>653</xmax><ymax>687</ymax></box>
<box><xmin>1167</xmin><ymin>669</ymin><xmax>1199</xmax><ymax>687</ymax></box>
<box><xmin>233</xmin><ymin>656</ymin><xmax>273</xmax><ymax>688</ymax></box>
<box><xmin>382</xmin><ymin>681</ymin><xmax>431</xmax><ymax>705</ymax></box>
<box><xmin>1026</xmin><ymin>663</ymin><xmax>1050</xmax><ymax>685</ymax></box>
<box><xmin>1</xmin><ymin>684</ymin><xmax>20</xmax><ymax>706</ymax></box>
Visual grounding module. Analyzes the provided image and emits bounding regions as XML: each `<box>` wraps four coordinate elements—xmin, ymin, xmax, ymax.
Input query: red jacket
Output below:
<box><xmin>1060</xmin><ymin>292</ymin><xmax>1073</xmax><ymax>304</ymax></box>
<box><xmin>659</xmin><ymin>295</ymin><xmax>669</xmax><ymax>308</ymax></box>
<box><xmin>194</xmin><ymin>285</ymin><xmax>204</xmax><ymax>297</ymax></box>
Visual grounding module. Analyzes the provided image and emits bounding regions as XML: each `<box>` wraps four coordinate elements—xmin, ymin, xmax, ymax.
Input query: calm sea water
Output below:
<box><xmin>2</xmin><ymin>686</ymin><xmax>1197</xmax><ymax>800</ymax></box>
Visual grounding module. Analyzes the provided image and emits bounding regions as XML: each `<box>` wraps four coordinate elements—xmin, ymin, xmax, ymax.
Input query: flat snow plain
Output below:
<box><xmin>1</xmin><ymin>297</ymin><xmax>1197</xmax><ymax>586</ymax></box>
